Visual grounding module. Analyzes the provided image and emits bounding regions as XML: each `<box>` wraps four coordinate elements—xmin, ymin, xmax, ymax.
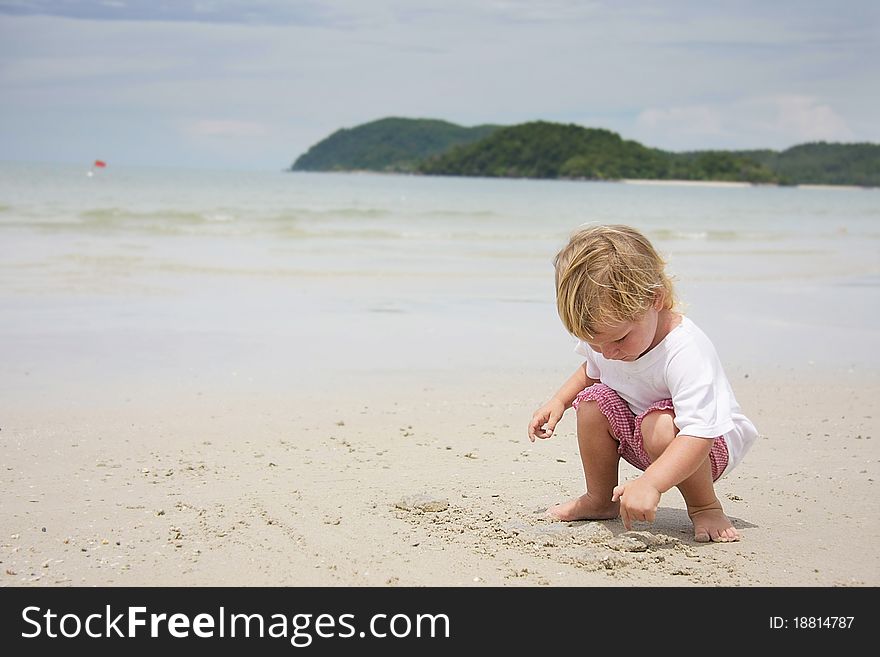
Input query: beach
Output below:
<box><xmin>4</xmin><ymin>368</ymin><xmax>878</xmax><ymax>587</ymax></box>
<box><xmin>2</xmin><ymin>164</ymin><xmax>878</xmax><ymax>587</ymax></box>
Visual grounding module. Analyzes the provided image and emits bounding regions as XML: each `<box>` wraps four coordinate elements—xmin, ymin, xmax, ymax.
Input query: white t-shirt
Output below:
<box><xmin>574</xmin><ymin>316</ymin><xmax>757</xmax><ymax>477</ymax></box>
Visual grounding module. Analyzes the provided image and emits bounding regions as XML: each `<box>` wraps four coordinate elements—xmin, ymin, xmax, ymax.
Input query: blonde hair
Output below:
<box><xmin>554</xmin><ymin>224</ymin><xmax>676</xmax><ymax>340</ymax></box>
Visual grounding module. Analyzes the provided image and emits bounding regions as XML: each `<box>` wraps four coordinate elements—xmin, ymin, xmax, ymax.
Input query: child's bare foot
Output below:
<box><xmin>546</xmin><ymin>493</ymin><xmax>619</xmax><ymax>521</ymax></box>
<box><xmin>687</xmin><ymin>500</ymin><xmax>739</xmax><ymax>543</ymax></box>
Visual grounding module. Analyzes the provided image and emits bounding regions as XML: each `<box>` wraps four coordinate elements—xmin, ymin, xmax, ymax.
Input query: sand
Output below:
<box><xmin>2</xmin><ymin>366</ymin><xmax>877</xmax><ymax>587</ymax></box>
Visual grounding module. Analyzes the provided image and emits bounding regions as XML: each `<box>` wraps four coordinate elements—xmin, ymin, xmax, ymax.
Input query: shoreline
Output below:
<box><xmin>622</xmin><ymin>178</ymin><xmax>874</xmax><ymax>191</ymax></box>
<box><xmin>622</xmin><ymin>178</ymin><xmax>753</xmax><ymax>189</ymax></box>
<box><xmin>288</xmin><ymin>169</ymin><xmax>877</xmax><ymax>190</ymax></box>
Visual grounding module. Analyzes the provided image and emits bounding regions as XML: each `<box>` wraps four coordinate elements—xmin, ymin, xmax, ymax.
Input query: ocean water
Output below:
<box><xmin>1</xmin><ymin>162</ymin><xmax>878</xmax><ymax>404</ymax></box>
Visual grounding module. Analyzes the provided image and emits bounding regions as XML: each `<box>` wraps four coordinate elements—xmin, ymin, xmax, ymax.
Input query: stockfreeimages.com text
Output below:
<box><xmin>21</xmin><ymin>605</ymin><xmax>450</xmax><ymax>646</ymax></box>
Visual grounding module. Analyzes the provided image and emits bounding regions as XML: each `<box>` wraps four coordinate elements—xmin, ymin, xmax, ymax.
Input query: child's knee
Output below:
<box><xmin>641</xmin><ymin>410</ymin><xmax>676</xmax><ymax>459</ymax></box>
<box><xmin>576</xmin><ymin>400</ymin><xmax>608</xmax><ymax>430</ymax></box>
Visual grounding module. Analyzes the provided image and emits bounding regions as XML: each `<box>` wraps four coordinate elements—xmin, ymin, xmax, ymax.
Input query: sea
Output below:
<box><xmin>1</xmin><ymin>162</ymin><xmax>878</xmax><ymax>406</ymax></box>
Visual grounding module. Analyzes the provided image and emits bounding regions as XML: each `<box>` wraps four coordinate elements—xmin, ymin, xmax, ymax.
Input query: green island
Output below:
<box><xmin>291</xmin><ymin>117</ymin><xmax>880</xmax><ymax>187</ymax></box>
<box><xmin>291</xmin><ymin>117</ymin><xmax>501</xmax><ymax>173</ymax></box>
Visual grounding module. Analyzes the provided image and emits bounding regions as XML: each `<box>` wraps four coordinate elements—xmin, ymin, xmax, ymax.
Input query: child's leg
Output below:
<box><xmin>547</xmin><ymin>400</ymin><xmax>621</xmax><ymax>521</ymax></box>
<box><xmin>640</xmin><ymin>410</ymin><xmax>739</xmax><ymax>542</ymax></box>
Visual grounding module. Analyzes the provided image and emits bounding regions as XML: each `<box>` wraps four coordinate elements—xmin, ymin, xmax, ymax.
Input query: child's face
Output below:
<box><xmin>585</xmin><ymin>304</ymin><xmax>662</xmax><ymax>361</ymax></box>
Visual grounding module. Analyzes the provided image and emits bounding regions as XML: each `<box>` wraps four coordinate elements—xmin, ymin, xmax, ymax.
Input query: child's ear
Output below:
<box><xmin>652</xmin><ymin>292</ymin><xmax>665</xmax><ymax>310</ymax></box>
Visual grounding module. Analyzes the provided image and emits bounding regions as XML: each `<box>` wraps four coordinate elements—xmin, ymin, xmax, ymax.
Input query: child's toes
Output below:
<box><xmin>721</xmin><ymin>526</ymin><xmax>740</xmax><ymax>542</ymax></box>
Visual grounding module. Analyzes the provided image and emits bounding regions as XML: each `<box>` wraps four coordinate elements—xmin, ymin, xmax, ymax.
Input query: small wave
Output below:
<box><xmin>204</xmin><ymin>212</ymin><xmax>236</xmax><ymax>223</ymax></box>
<box><xmin>46</xmin><ymin>207</ymin><xmax>255</xmax><ymax>236</ymax></box>
<box><xmin>418</xmin><ymin>209</ymin><xmax>500</xmax><ymax>219</ymax></box>
<box><xmin>302</xmin><ymin>227</ymin><xmax>404</xmax><ymax>240</ymax></box>
<box><xmin>333</xmin><ymin>207</ymin><xmax>391</xmax><ymax>219</ymax></box>
<box><xmin>287</xmin><ymin>207</ymin><xmax>392</xmax><ymax>220</ymax></box>
<box><xmin>79</xmin><ymin>208</ymin><xmax>227</xmax><ymax>225</ymax></box>
<box><xmin>651</xmin><ymin>228</ymin><xmax>783</xmax><ymax>242</ymax></box>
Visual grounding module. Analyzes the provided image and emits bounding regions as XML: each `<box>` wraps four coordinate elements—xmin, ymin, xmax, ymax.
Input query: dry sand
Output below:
<box><xmin>2</xmin><ymin>367</ymin><xmax>877</xmax><ymax>587</ymax></box>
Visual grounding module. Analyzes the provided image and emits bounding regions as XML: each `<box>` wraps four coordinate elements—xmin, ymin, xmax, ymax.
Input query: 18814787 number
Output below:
<box><xmin>793</xmin><ymin>617</ymin><xmax>854</xmax><ymax>629</ymax></box>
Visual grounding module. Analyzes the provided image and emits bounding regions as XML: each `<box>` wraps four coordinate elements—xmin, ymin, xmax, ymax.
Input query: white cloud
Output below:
<box><xmin>634</xmin><ymin>95</ymin><xmax>855</xmax><ymax>150</ymax></box>
<box><xmin>750</xmin><ymin>95</ymin><xmax>854</xmax><ymax>143</ymax></box>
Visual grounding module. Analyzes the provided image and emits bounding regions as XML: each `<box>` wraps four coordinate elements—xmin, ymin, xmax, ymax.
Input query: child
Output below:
<box><xmin>528</xmin><ymin>224</ymin><xmax>757</xmax><ymax>542</ymax></box>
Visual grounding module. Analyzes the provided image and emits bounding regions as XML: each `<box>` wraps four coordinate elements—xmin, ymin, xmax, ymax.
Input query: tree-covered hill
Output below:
<box><xmin>418</xmin><ymin>121</ymin><xmax>664</xmax><ymax>179</ymax></box>
<box><xmin>734</xmin><ymin>142</ymin><xmax>880</xmax><ymax>186</ymax></box>
<box><xmin>290</xmin><ymin>117</ymin><xmax>880</xmax><ymax>186</ymax></box>
<box><xmin>291</xmin><ymin>117</ymin><xmax>502</xmax><ymax>172</ymax></box>
<box><xmin>419</xmin><ymin>122</ymin><xmax>779</xmax><ymax>183</ymax></box>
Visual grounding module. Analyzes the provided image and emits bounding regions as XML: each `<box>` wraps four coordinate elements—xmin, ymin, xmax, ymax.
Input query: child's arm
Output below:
<box><xmin>528</xmin><ymin>363</ymin><xmax>598</xmax><ymax>442</ymax></box>
<box><xmin>611</xmin><ymin>435</ymin><xmax>713</xmax><ymax>529</ymax></box>
<box><xmin>640</xmin><ymin>435</ymin><xmax>713</xmax><ymax>493</ymax></box>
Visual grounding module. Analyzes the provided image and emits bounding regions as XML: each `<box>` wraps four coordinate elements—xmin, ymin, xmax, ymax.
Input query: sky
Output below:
<box><xmin>1</xmin><ymin>0</ymin><xmax>878</xmax><ymax>170</ymax></box>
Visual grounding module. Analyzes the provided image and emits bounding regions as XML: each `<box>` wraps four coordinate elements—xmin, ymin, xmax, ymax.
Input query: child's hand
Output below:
<box><xmin>528</xmin><ymin>399</ymin><xmax>566</xmax><ymax>442</ymax></box>
<box><xmin>611</xmin><ymin>478</ymin><xmax>661</xmax><ymax>530</ymax></box>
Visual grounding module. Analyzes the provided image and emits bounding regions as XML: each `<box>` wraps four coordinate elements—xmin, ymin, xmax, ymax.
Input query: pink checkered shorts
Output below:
<box><xmin>572</xmin><ymin>383</ymin><xmax>729</xmax><ymax>481</ymax></box>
